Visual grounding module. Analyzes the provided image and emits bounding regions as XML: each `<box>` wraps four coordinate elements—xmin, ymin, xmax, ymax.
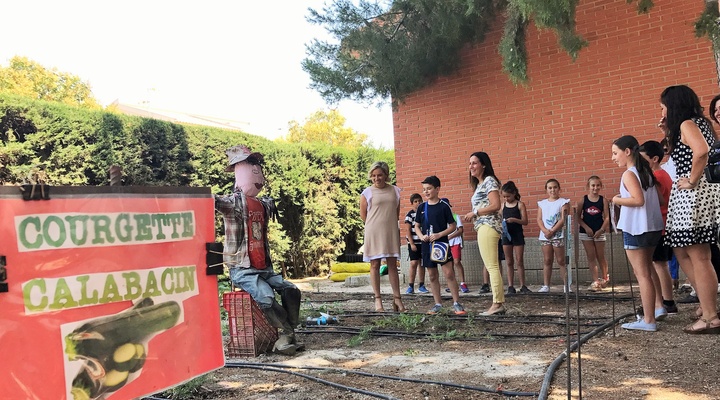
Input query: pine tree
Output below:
<box><xmin>303</xmin><ymin>0</ymin><xmax>720</xmax><ymax>106</ymax></box>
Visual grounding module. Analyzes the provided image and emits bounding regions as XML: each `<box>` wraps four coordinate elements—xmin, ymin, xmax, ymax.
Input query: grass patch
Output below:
<box><xmin>348</xmin><ymin>326</ymin><xmax>372</xmax><ymax>347</ymax></box>
<box><xmin>403</xmin><ymin>348</ymin><xmax>419</xmax><ymax>356</ymax></box>
<box><xmin>158</xmin><ymin>374</ymin><xmax>211</xmax><ymax>399</ymax></box>
<box><xmin>373</xmin><ymin>313</ymin><xmax>424</xmax><ymax>331</ymax></box>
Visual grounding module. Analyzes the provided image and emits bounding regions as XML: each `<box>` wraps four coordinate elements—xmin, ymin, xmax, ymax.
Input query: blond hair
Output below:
<box><xmin>367</xmin><ymin>161</ymin><xmax>390</xmax><ymax>179</ymax></box>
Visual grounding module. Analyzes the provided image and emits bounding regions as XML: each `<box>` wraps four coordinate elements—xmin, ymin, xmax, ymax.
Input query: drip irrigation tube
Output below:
<box><xmin>538</xmin><ymin>312</ymin><xmax>633</xmax><ymax>400</ymax></box>
<box><xmin>227</xmin><ymin>364</ymin><xmax>399</xmax><ymax>399</ymax></box>
<box><xmin>342</xmin><ymin>311</ymin><xmax>612</xmax><ymax>325</ymax></box>
<box><xmin>225</xmin><ymin>361</ymin><xmax>540</xmax><ymax>397</ymax></box>
<box><xmin>142</xmin><ymin>365</ymin><xmax>399</xmax><ymax>400</ymax></box>
<box><xmin>298</xmin><ymin>326</ymin><xmax>596</xmax><ymax>340</ymax></box>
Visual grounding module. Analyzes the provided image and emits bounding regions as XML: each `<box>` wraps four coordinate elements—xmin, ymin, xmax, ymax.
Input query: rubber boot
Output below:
<box><xmin>263</xmin><ymin>302</ymin><xmax>298</xmax><ymax>356</ymax></box>
<box><xmin>272</xmin><ymin>331</ymin><xmax>297</xmax><ymax>356</ymax></box>
<box><xmin>281</xmin><ymin>287</ymin><xmax>305</xmax><ymax>351</ymax></box>
<box><xmin>263</xmin><ymin>301</ymin><xmax>293</xmax><ymax>331</ymax></box>
<box><xmin>281</xmin><ymin>287</ymin><xmax>302</xmax><ymax>328</ymax></box>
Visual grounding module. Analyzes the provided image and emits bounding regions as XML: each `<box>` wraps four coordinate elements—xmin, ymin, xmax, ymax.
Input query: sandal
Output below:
<box><xmin>480</xmin><ymin>305</ymin><xmax>506</xmax><ymax>316</ymax></box>
<box><xmin>683</xmin><ymin>316</ymin><xmax>720</xmax><ymax>334</ymax></box>
<box><xmin>690</xmin><ymin>307</ymin><xmax>703</xmax><ymax>321</ymax></box>
<box><xmin>393</xmin><ymin>296</ymin><xmax>407</xmax><ymax>313</ymax></box>
<box><xmin>374</xmin><ymin>296</ymin><xmax>385</xmax><ymax>312</ymax></box>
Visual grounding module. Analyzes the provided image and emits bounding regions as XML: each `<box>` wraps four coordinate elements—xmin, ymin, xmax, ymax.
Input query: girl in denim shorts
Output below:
<box><xmin>611</xmin><ymin>135</ymin><xmax>664</xmax><ymax>332</ymax></box>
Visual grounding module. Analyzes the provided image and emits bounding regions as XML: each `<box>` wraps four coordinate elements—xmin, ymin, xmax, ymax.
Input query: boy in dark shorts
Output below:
<box><xmin>404</xmin><ymin>193</ymin><xmax>428</xmax><ymax>293</ymax></box>
<box><xmin>414</xmin><ymin>176</ymin><xmax>466</xmax><ymax>315</ymax></box>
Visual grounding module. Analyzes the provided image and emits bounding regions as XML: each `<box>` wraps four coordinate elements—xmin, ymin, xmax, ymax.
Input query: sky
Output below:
<box><xmin>1</xmin><ymin>1</ymin><xmax>395</xmax><ymax>148</ymax></box>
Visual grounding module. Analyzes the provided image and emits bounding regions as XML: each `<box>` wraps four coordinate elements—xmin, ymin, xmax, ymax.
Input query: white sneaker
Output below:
<box><xmin>564</xmin><ymin>285</ymin><xmax>573</xmax><ymax>293</ymax></box>
<box><xmin>679</xmin><ymin>283</ymin><xmax>693</xmax><ymax>292</ymax></box>
<box><xmin>690</xmin><ymin>288</ymin><xmax>697</xmax><ymax>297</ymax></box>
<box><xmin>538</xmin><ymin>285</ymin><xmax>550</xmax><ymax>293</ymax></box>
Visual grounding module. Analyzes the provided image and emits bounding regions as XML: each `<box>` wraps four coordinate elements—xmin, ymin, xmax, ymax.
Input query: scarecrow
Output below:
<box><xmin>215</xmin><ymin>145</ymin><xmax>303</xmax><ymax>356</ymax></box>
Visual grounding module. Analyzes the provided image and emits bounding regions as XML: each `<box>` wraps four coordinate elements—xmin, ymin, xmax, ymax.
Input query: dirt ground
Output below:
<box><xmin>164</xmin><ymin>278</ymin><xmax>720</xmax><ymax>400</ymax></box>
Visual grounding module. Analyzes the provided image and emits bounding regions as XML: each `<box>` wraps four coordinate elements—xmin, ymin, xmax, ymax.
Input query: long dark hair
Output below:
<box><xmin>613</xmin><ymin>135</ymin><xmax>657</xmax><ymax>190</ymax></box>
<box><xmin>660</xmin><ymin>85</ymin><xmax>707</xmax><ymax>152</ymax></box>
<box><xmin>710</xmin><ymin>94</ymin><xmax>720</xmax><ymax>124</ymax></box>
<box><xmin>501</xmin><ymin>181</ymin><xmax>521</xmax><ymax>200</ymax></box>
<box><xmin>469</xmin><ymin>151</ymin><xmax>500</xmax><ymax>188</ymax></box>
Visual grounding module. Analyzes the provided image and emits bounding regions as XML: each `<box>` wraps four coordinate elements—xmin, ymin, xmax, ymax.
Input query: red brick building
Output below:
<box><xmin>394</xmin><ymin>0</ymin><xmax>718</xmax><ymax>241</ymax></box>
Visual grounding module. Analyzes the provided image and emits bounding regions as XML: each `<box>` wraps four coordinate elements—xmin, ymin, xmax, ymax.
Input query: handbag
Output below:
<box><xmin>704</xmin><ymin>140</ymin><xmax>720</xmax><ymax>183</ymax></box>
<box><xmin>424</xmin><ymin>202</ymin><xmax>450</xmax><ymax>263</ymax></box>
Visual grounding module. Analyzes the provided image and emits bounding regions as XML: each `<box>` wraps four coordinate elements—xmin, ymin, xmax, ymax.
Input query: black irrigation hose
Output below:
<box><xmin>507</xmin><ymin>292</ymin><xmax>634</xmax><ymax>301</ymax></box>
<box><xmin>315</xmin><ymin>292</ymin><xmax>636</xmax><ymax>302</ymax></box>
<box><xmin>538</xmin><ymin>312</ymin><xmax>633</xmax><ymax>400</ymax></box>
<box><xmin>298</xmin><ymin>326</ymin><xmax>595</xmax><ymax>340</ymax></box>
<box><xmin>304</xmin><ymin>298</ymin><xmax>352</xmax><ymax>303</ymax></box>
<box><xmin>444</xmin><ymin>315</ymin><xmax>606</xmax><ymax>326</ymax></box>
<box><xmin>341</xmin><ymin>310</ymin><xmax>613</xmax><ymax>324</ymax></box>
<box><xmin>225</xmin><ymin>361</ymin><xmax>540</xmax><ymax>398</ymax></box>
<box><xmin>225</xmin><ymin>364</ymin><xmax>399</xmax><ymax>399</ymax></box>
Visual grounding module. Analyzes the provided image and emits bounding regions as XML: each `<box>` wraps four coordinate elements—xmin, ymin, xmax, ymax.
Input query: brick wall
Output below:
<box><xmin>394</xmin><ymin>0</ymin><xmax>712</xmax><ymax>285</ymax></box>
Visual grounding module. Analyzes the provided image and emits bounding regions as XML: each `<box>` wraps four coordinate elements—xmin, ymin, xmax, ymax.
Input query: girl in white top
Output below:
<box><xmin>536</xmin><ymin>179</ymin><xmax>571</xmax><ymax>293</ymax></box>
<box><xmin>611</xmin><ymin>135</ymin><xmax>664</xmax><ymax>332</ymax></box>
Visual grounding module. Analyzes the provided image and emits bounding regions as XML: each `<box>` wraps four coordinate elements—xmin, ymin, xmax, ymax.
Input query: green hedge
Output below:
<box><xmin>0</xmin><ymin>93</ymin><xmax>394</xmax><ymax>277</ymax></box>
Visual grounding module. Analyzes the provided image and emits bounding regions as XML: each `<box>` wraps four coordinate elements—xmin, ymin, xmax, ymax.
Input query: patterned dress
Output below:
<box><xmin>664</xmin><ymin>117</ymin><xmax>719</xmax><ymax>247</ymax></box>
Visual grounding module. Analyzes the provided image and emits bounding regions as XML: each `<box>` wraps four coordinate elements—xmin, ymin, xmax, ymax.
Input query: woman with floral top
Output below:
<box><xmin>463</xmin><ymin>152</ymin><xmax>505</xmax><ymax>315</ymax></box>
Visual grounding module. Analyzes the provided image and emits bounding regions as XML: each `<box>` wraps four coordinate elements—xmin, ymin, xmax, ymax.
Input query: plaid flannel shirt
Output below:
<box><xmin>215</xmin><ymin>189</ymin><xmax>277</xmax><ymax>269</ymax></box>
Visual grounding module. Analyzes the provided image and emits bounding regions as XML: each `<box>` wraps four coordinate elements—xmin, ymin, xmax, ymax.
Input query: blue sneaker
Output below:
<box><xmin>453</xmin><ymin>302</ymin><xmax>467</xmax><ymax>315</ymax></box>
<box><xmin>427</xmin><ymin>304</ymin><xmax>443</xmax><ymax>314</ymax></box>
<box><xmin>655</xmin><ymin>307</ymin><xmax>668</xmax><ymax>321</ymax></box>
<box><xmin>460</xmin><ymin>283</ymin><xmax>469</xmax><ymax>293</ymax></box>
<box><xmin>621</xmin><ymin>320</ymin><xmax>657</xmax><ymax>332</ymax></box>
<box><xmin>444</xmin><ymin>288</ymin><xmax>451</xmax><ymax>293</ymax></box>
<box><xmin>405</xmin><ymin>286</ymin><xmax>414</xmax><ymax>294</ymax></box>
<box><xmin>636</xmin><ymin>306</ymin><xmax>669</xmax><ymax>321</ymax></box>
<box><xmin>417</xmin><ymin>285</ymin><xmax>429</xmax><ymax>293</ymax></box>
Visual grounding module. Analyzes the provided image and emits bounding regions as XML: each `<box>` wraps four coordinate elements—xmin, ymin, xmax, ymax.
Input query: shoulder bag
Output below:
<box><xmin>425</xmin><ymin>202</ymin><xmax>449</xmax><ymax>263</ymax></box>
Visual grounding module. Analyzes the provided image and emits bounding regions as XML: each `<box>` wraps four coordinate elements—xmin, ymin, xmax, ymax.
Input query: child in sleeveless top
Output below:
<box><xmin>576</xmin><ymin>176</ymin><xmax>610</xmax><ymax>292</ymax></box>
<box><xmin>612</xmin><ymin>135</ymin><xmax>664</xmax><ymax>332</ymax></box>
<box><xmin>536</xmin><ymin>179</ymin><xmax>571</xmax><ymax>293</ymax></box>
<box><xmin>500</xmin><ymin>181</ymin><xmax>530</xmax><ymax>294</ymax></box>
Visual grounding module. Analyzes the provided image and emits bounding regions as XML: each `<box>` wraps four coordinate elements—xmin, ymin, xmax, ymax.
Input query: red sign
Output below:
<box><xmin>0</xmin><ymin>187</ymin><xmax>224</xmax><ymax>400</ymax></box>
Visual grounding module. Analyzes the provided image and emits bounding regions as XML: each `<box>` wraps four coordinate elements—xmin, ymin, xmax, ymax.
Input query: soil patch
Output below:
<box><xmin>159</xmin><ymin>278</ymin><xmax>720</xmax><ymax>399</ymax></box>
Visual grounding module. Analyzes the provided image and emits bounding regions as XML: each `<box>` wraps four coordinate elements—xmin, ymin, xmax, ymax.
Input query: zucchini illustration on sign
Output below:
<box><xmin>65</xmin><ymin>298</ymin><xmax>181</xmax><ymax>399</ymax></box>
<box><xmin>0</xmin><ymin>186</ymin><xmax>224</xmax><ymax>400</ymax></box>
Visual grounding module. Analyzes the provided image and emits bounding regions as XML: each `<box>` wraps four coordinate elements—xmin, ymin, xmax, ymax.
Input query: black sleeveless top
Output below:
<box><xmin>580</xmin><ymin>195</ymin><xmax>604</xmax><ymax>233</ymax></box>
<box><xmin>502</xmin><ymin>203</ymin><xmax>523</xmax><ymax>235</ymax></box>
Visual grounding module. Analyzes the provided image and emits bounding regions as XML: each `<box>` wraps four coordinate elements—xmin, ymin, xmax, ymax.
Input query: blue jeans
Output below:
<box><xmin>229</xmin><ymin>266</ymin><xmax>297</xmax><ymax>309</ymax></box>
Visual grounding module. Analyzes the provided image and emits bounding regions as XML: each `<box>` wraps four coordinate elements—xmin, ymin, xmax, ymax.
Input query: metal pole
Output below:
<box><xmin>571</xmin><ymin>210</ymin><xmax>582</xmax><ymax>399</ymax></box>
<box><xmin>564</xmin><ymin>213</ymin><xmax>572</xmax><ymax>399</ymax></box>
<box><xmin>609</xmin><ymin>229</ymin><xmax>617</xmax><ymax>337</ymax></box>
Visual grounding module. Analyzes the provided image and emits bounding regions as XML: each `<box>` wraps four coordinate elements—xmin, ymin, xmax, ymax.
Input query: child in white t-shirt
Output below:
<box><xmin>536</xmin><ymin>178</ymin><xmax>570</xmax><ymax>293</ymax></box>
